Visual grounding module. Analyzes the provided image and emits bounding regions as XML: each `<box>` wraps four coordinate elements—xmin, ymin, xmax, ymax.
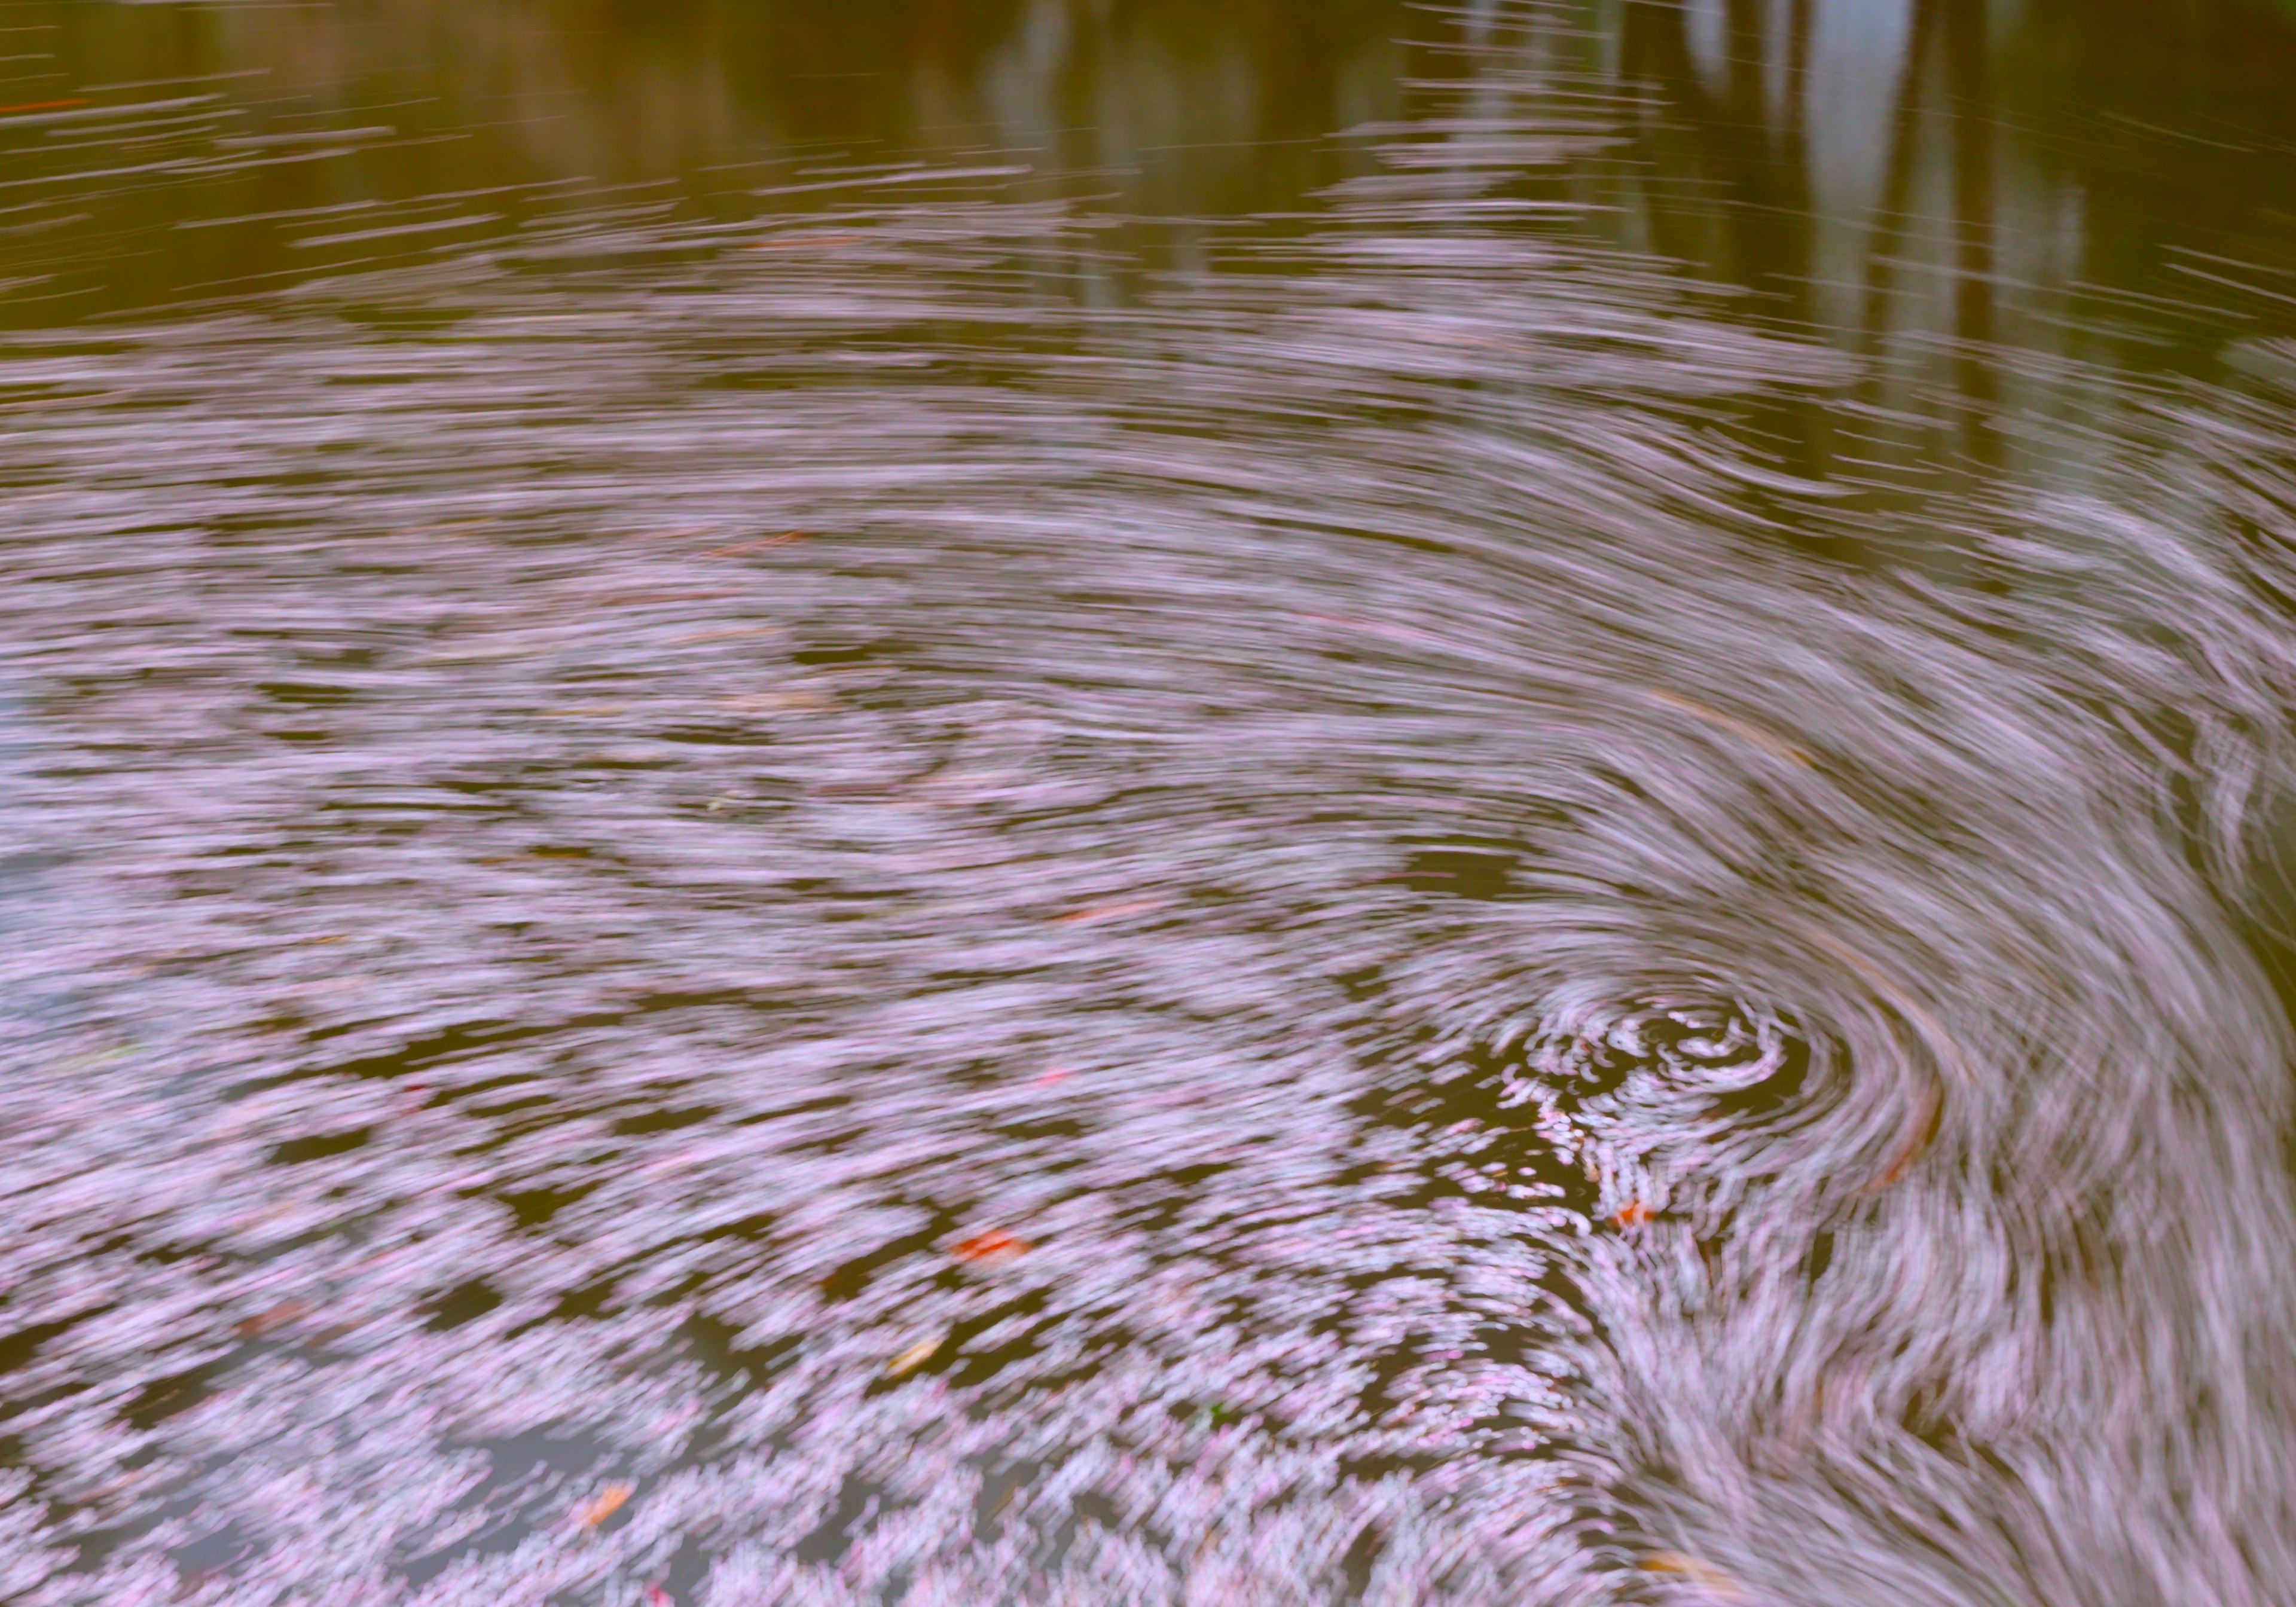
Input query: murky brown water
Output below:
<box><xmin>9</xmin><ymin>3</ymin><xmax>2296</xmax><ymax>1603</ymax></box>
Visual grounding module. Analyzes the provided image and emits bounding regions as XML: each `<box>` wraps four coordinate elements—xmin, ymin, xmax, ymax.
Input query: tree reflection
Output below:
<box><xmin>1594</xmin><ymin>0</ymin><xmax>2296</xmax><ymax>498</ymax></box>
<box><xmin>0</xmin><ymin>0</ymin><xmax>1416</xmax><ymax>324</ymax></box>
<box><xmin>5</xmin><ymin>0</ymin><xmax>2296</xmax><ymax>389</ymax></box>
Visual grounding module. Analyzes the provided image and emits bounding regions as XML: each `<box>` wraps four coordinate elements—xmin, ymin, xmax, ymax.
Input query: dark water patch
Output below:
<box><xmin>497</xmin><ymin>1184</ymin><xmax>597</xmax><ymax>1230</ymax></box>
<box><xmin>1397</xmin><ymin>843</ymin><xmax>1518</xmax><ymax>900</ymax></box>
<box><xmin>266</xmin><ymin>1126</ymin><xmax>373</xmax><ymax>1165</ymax></box>
<box><xmin>423</xmin><ymin>1281</ymin><xmax>505</xmax><ymax>1333</ymax></box>
<box><xmin>679</xmin><ymin>1312</ymin><xmax>796</xmax><ymax>1393</ymax></box>
<box><xmin>792</xmin><ymin>1475</ymin><xmax>883</xmax><ymax>1566</ymax></box>
<box><xmin>0</xmin><ymin>1318</ymin><xmax>91</xmax><ymax>1380</ymax></box>
<box><xmin>608</xmin><ymin>1108</ymin><xmax>716</xmax><ymax>1139</ymax></box>
<box><xmin>120</xmin><ymin>1364</ymin><xmax>223</xmax><ymax>1432</ymax></box>
<box><xmin>284</xmin><ymin>1019</ymin><xmax>557</xmax><ymax>1079</ymax></box>
<box><xmin>817</xmin><ymin>1219</ymin><xmax>957</xmax><ymax>1304</ymax></box>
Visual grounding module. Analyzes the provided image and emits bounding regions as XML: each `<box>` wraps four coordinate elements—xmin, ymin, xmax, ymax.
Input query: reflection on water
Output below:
<box><xmin>0</xmin><ymin>0</ymin><xmax>1413</xmax><ymax>317</ymax></box>
<box><xmin>7</xmin><ymin>2</ymin><xmax>2296</xmax><ymax>1605</ymax></box>
<box><xmin>1598</xmin><ymin>0</ymin><xmax>2296</xmax><ymax>492</ymax></box>
<box><xmin>7</xmin><ymin>0</ymin><xmax>2296</xmax><ymax>356</ymax></box>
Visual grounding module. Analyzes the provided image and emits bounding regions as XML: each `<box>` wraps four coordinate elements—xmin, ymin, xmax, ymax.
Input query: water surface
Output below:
<box><xmin>7</xmin><ymin>3</ymin><xmax>2296</xmax><ymax>1604</ymax></box>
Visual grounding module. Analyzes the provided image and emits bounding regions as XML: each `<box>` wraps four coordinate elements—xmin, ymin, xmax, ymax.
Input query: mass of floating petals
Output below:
<box><xmin>1</xmin><ymin>8</ymin><xmax>2295</xmax><ymax>1607</ymax></box>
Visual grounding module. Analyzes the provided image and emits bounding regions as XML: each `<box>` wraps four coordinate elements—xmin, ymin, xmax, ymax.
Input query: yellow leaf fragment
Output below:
<box><xmin>886</xmin><ymin>1334</ymin><xmax>944</xmax><ymax>1378</ymax></box>
<box><xmin>1641</xmin><ymin>1553</ymin><xmax>1745</xmax><ymax>1599</ymax></box>
<box><xmin>1641</xmin><ymin>687</ymin><xmax>1813</xmax><ymax>768</ymax></box>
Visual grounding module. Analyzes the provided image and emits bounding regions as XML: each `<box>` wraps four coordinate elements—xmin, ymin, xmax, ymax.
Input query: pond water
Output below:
<box><xmin>8</xmin><ymin>2</ymin><xmax>2296</xmax><ymax>1603</ymax></box>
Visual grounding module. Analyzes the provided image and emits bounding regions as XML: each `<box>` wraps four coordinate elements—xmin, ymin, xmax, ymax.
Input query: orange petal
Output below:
<box><xmin>234</xmin><ymin>1300</ymin><xmax>310</xmax><ymax>1339</ymax></box>
<box><xmin>1051</xmin><ymin>898</ymin><xmax>1167</xmax><ymax>925</ymax></box>
<box><xmin>575</xmin><ymin>1482</ymin><xmax>633</xmax><ymax>1528</ymax></box>
<box><xmin>952</xmin><ymin>1231</ymin><xmax>1028</xmax><ymax>1264</ymax></box>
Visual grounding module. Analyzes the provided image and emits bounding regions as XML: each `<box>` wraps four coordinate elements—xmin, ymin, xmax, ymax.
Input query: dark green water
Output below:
<box><xmin>7</xmin><ymin>0</ymin><xmax>2296</xmax><ymax>360</ymax></box>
